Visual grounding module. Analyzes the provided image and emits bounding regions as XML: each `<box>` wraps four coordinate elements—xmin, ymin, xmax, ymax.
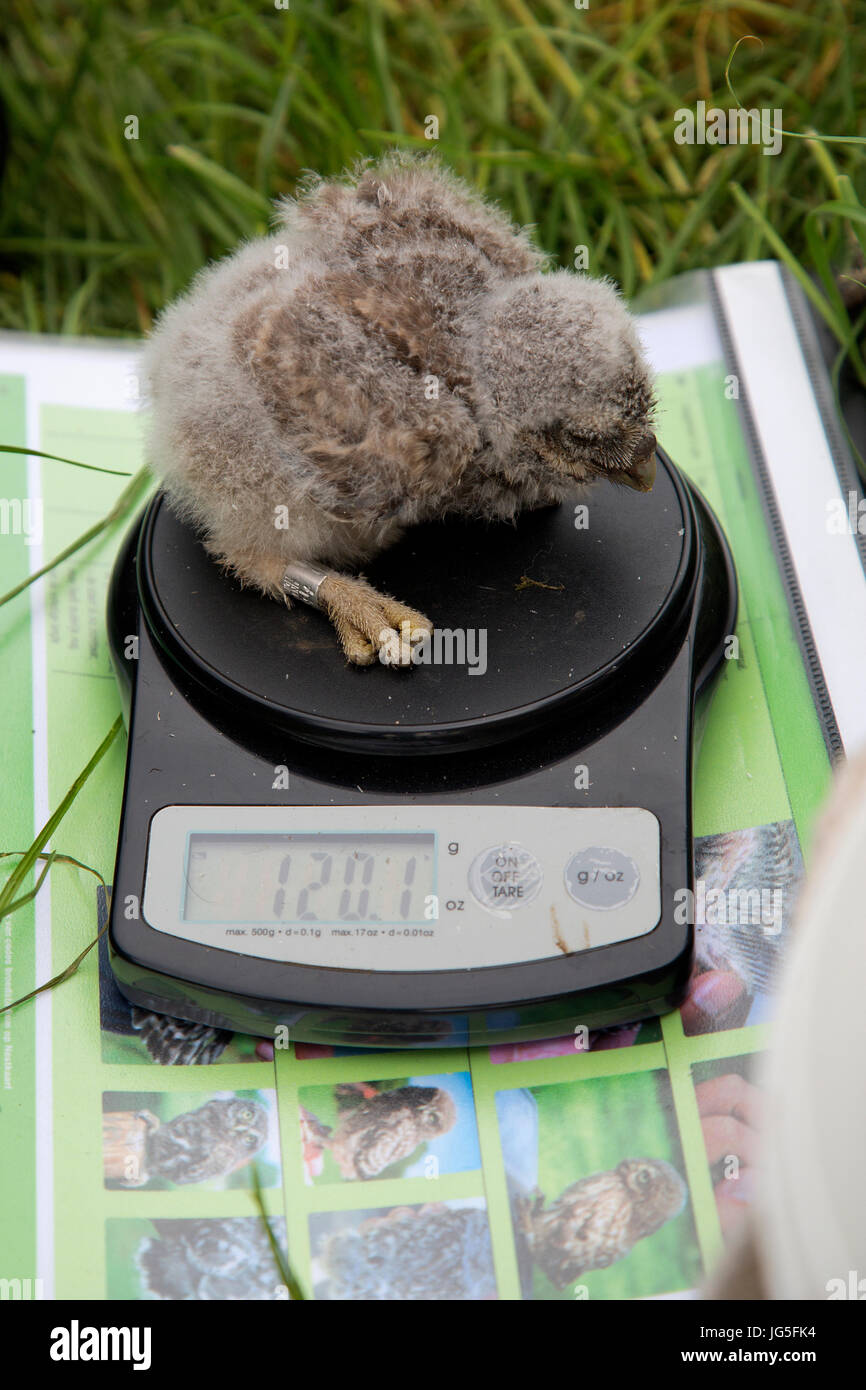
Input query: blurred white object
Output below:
<box><xmin>707</xmin><ymin>746</ymin><xmax>866</xmax><ymax>1298</ymax></box>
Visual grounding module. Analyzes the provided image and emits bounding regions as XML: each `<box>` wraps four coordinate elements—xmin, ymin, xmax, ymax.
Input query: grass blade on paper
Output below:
<box><xmin>0</xmin><ymin>716</ymin><xmax>123</xmax><ymax>921</ymax></box>
<box><xmin>0</xmin><ymin>723</ymin><xmax>126</xmax><ymax>1017</ymax></box>
<box><xmin>0</xmin><ymin>854</ymin><xmax>112</xmax><ymax>1015</ymax></box>
<box><xmin>0</xmin><ymin>465</ymin><xmax>151</xmax><ymax>609</ymax></box>
<box><xmin>250</xmin><ymin>1165</ymin><xmax>306</xmax><ymax>1301</ymax></box>
<box><xmin>0</xmin><ymin>444</ymin><xmax>133</xmax><ymax>477</ymax></box>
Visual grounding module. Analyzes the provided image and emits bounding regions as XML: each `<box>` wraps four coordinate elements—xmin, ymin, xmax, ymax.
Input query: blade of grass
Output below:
<box><xmin>166</xmin><ymin>146</ymin><xmax>272</xmax><ymax>221</ymax></box>
<box><xmin>367</xmin><ymin>0</ymin><xmax>404</xmax><ymax>135</ymax></box>
<box><xmin>730</xmin><ymin>183</ymin><xmax>852</xmax><ymax>342</ymax></box>
<box><xmin>250</xmin><ymin>1165</ymin><xmax>306</xmax><ymax>1301</ymax></box>
<box><xmin>0</xmin><ymin>444</ymin><xmax>133</xmax><ymax>476</ymax></box>
<box><xmin>725</xmin><ymin>35</ymin><xmax>866</xmax><ymax>149</ymax></box>
<box><xmin>3</xmin><ymin>2</ymin><xmax>106</xmax><ymax>232</ymax></box>
<box><xmin>0</xmin><ymin>850</ymin><xmax>115</xmax><ymax>1014</ymax></box>
<box><xmin>0</xmin><ymin>850</ymin><xmax>104</xmax><ymax>912</ymax></box>
<box><xmin>0</xmin><ymin>465</ymin><xmax>151</xmax><ymax>608</ymax></box>
<box><xmin>0</xmin><ymin>716</ymin><xmax>122</xmax><ymax>920</ymax></box>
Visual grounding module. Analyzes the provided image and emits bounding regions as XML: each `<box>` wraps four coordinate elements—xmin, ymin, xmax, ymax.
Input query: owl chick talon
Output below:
<box><xmin>318</xmin><ymin>573</ymin><xmax>433</xmax><ymax>668</ymax></box>
<box><xmin>377</xmin><ymin>614</ymin><xmax>435</xmax><ymax>669</ymax></box>
<box><xmin>338</xmin><ymin>626</ymin><xmax>378</xmax><ymax>667</ymax></box>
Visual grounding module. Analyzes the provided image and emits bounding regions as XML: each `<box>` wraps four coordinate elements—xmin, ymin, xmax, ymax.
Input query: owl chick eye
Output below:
<box><xmin>425</xmin><ymin>1111</ymin><xmax>441</xmax><ymax>1128</ymax></box>
<box><xmin>238</xmin><ymin>1108</ymin><xmax>254</xmax><ymax>1122</ymax></box>
<box><xmin>244</xmin><ymin>1132</ymin><xmax>259</xmax><ymax>1148</ymax></box>
<box><xmin>635</xmin><ymin>1167</ymin><xmax>653</xmax><ymax>1187</ymax></box>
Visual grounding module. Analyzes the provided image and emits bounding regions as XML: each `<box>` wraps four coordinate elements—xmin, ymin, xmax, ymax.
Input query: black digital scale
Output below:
<box><xmin>107</xmin><ymin>446</ymin><xmax>736</xmax><ymax>1049</ymax></box>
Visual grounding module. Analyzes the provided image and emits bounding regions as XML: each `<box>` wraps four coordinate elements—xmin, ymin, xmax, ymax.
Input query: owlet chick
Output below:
<box><xmin>137</xmin><ymin>1217</ymin><xmax>285</xmax><ymax>1300</ymax></box>
<box><xmin>518</xmin><ymin>1157</ymin><xmax>687</xmax><ymax>1289</ymax></box>
<box><xmin>145</xmin><ymin>1097</ymin><xmax>268</xmax><ymax>1185</ymax></box>
<box><xmin>143</xmin><ymin>153</ymin><xmax>656</xmax><ymax>666</ymax></box>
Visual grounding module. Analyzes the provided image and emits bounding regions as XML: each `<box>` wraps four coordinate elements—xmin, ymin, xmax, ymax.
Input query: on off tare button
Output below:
<box><xmin>564</xmin><ymin>846</ymin><xmax>640</xmax><ymax>910</ymax></box>
<box><xmin>469</xmin><ymin>843</ymin><xmax>543</xmax><ymax>910</ymax></box>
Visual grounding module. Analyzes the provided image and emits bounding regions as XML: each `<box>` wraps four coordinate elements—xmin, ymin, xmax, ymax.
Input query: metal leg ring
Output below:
<box><xmin>281</xmin><ymin>561</ymin><xmax>329</xmax><ymax>610</ymax></box>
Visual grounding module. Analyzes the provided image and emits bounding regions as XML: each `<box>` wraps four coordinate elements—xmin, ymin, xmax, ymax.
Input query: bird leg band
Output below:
<box><xmin>281</xmin><ymin>561</ymin><xmax>329</xmax><ymax>610</ymax></box>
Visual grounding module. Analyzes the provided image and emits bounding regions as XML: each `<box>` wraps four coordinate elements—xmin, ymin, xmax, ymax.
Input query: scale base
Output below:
<box><xmin>110</xmin><ymin>948</ymin><xmax>690</xmax><ymax>1050</ymax></box>
<box><xmin>107</xmin><ymin>447</ymin><xmax>737</xmax><ymax>1049</ymax></box>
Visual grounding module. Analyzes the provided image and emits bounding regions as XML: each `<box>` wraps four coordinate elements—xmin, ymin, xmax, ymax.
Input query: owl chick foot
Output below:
<box><xmin>283</xmin><ymin>563</ymin><xmax>433</xmax><ymax>667</ymax></box>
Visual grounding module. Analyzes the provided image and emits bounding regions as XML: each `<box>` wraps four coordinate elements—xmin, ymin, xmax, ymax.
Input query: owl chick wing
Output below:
<box><xmin>232</xmin><ymin>263</ymin><xmax>482</xmax><ymax>526</ymax></box>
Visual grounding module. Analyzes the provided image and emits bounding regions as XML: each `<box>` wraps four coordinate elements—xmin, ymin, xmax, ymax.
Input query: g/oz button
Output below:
<box><xmin>565</xmin><ymin>847</ymin><xmax>639</xmax><ymax>910</ymax></box>
<box><xmin>469</xmin><ymin>843</ymin><xmax>543</xmax><ymax>910</ymax></box>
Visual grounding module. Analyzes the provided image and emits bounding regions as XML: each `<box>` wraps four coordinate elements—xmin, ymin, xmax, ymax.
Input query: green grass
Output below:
<box><xmin>1</xmin><ymin>0</ymin><xmax>865</xmax><ymax>339</ymax></box>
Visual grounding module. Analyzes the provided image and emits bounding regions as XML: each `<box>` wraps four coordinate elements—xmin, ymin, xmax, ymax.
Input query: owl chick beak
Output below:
<box><xmin>618</xmin><ymin>434</ymin><xmax>657</xmax><ymax>492</ymax></box>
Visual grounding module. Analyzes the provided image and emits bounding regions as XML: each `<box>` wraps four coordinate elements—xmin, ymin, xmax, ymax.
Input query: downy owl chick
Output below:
<box><xmin>143</xmin><ymin>153</ymin><xmax>656</xmax><ymax>665</ymax></box>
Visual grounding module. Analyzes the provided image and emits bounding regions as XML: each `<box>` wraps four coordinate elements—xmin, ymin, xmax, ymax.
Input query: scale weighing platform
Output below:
<box><xmin>107</xmin><ymin>446</ymin><xmax>736</xmax><ymax>1048</ymax></box>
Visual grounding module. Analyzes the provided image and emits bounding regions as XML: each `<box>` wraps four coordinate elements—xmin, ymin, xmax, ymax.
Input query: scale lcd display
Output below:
<box><xmin>182</xmin><ymin>832</ymin><xmax>436</xmax><ymax>926</ymax></box>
